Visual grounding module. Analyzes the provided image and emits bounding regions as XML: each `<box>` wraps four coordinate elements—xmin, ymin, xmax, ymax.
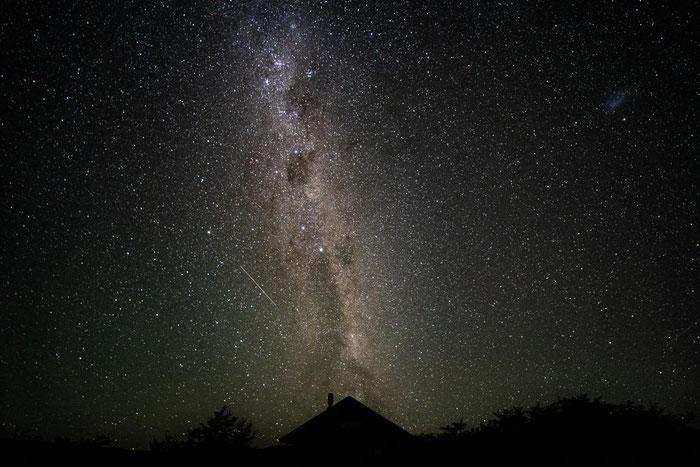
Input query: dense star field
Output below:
<box><xmin>2</xmin><ymin>1</ymin><xmax>698</xmax><ymax>448</ymax></box>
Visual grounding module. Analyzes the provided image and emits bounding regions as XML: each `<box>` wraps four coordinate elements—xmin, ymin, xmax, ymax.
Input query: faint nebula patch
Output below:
<box><xmin>605</xmin><ymin>89</ymin><xmax>629</xmax><ymax>113</ymax></box>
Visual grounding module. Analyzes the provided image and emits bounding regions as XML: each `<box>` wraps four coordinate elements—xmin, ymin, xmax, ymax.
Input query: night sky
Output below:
<box><xmin>2</xmin><ymin>0</ymin><xmax>698</xmax><ymax>449</ymax></box>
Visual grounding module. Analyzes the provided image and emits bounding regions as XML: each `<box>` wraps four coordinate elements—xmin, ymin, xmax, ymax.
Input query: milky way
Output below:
<box><xmin>245</xmin><ymin>16</ymin><xmax>390</xmax><ymax>401</ymax></box>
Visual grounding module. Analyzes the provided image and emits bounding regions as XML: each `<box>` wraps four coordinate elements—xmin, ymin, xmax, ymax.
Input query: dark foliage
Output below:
<box><xmin>439</xmin><ymin>418</ymin><xmax>467</xmax><ymax>436</ymax></box>
<box><xmin>420</xmin><ymin>395</ymin><xmax>699</xmax><ymax>466</ymax></box>
<box><xmin>150</xmin><ymin>404</ymin><xmax>255</xmax><ymax>453</ymax></box>
<box><xmin>3</xmin><ymin>396</ymin><xmax>697</xmax><ymax>466</ymax></box>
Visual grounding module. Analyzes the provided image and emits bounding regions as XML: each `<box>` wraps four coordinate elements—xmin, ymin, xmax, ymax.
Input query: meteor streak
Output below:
<box><xmin>674</xmin><ymin>318</ymin><xmax>700</xmax><ymax>342</ymax></box>
<box><xmin>240</xmin><ymin>265</ymin><xmax>277</xmax><ymax>306</ymax></box>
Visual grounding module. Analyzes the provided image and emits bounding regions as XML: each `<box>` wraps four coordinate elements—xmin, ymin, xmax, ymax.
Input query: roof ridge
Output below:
<box><xmin>279</xmin><ymin>396</ymin><xmax>412</xmax><ymax>446</ymax></box>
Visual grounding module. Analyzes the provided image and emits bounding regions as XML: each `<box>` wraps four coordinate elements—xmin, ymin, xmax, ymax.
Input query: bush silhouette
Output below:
<box><xmin>439</xmin><ymin>418</ymin><xmax>467</xmax><ymax>436</ymax></box>
<box><xmin>151</xmin><ymin>404</ymin><xmax>255</xmax><ymax>453</ymax></box>
<box><xmin>186</xmin><ymin>405</ymin><xmax>255</xmax><ymax>451</ymax></box>
<box><xmin>424</xmin><ymin>395</ymin><xmax>698</xmax><ymax>466</ymax></box>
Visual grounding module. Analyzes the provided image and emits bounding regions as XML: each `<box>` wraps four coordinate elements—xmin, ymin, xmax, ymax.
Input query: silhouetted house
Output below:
<box><xmin>279</xmin><ymin>394</ymin><xmax>412</xmax><ymax>464</ymax></box>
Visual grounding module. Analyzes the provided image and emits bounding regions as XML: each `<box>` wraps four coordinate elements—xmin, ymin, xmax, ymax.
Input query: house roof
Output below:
<box><xmin>279</xmin><ymin>396</ymin><xmax>412</xmax><ymax>447</ymax></box>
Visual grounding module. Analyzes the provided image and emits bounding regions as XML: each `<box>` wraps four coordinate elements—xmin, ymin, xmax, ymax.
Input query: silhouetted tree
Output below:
<box><xmin>439</xmin><ymin>418</ymin><xmax>466</xmax><ymax>436</ymax></box>
<box><xmin>185</xmin><ymin>405</ymin><xmax>255</xmax><ymax>451</ymax></box>
<box><xmin>487</xmin><ymin>406</ymin><xmax>527</xmax><ymax>430</ymax></box>
<box><xmin>151</xmin><ymin>405</ymin><xmax>255</xmax><ymax>453</ymax></box>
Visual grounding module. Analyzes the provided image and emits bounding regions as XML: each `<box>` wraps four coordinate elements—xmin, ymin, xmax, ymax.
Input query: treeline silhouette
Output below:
<box><xmin>4</xmin><ymin>395</ymin><xmax>699</xmax><ymax>466</ymax></box>
<box><xmin>416</xmin><ymin>395</ymin><xmax>699</xmax><ymax>466</ymax></box>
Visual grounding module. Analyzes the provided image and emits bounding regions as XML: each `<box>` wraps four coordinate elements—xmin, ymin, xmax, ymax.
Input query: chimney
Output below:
<box><xmin>327</xmin><ymin>393</ymin><xmax>334</xmax><ymax>410</ymax></box>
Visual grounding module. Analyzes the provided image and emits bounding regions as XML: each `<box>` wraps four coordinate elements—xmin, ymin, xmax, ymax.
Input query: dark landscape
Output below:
<box><xmin>4</xmin><ymin>395</ymin><xmax>699</xmax><ymax>466</ymax></box>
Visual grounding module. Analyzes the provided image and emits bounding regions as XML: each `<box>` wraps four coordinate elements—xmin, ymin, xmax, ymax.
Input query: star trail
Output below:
<box><xmin>2</xmin><ymin>0</ymin><xmax>698</xmax><ymax>448</ymax></box>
